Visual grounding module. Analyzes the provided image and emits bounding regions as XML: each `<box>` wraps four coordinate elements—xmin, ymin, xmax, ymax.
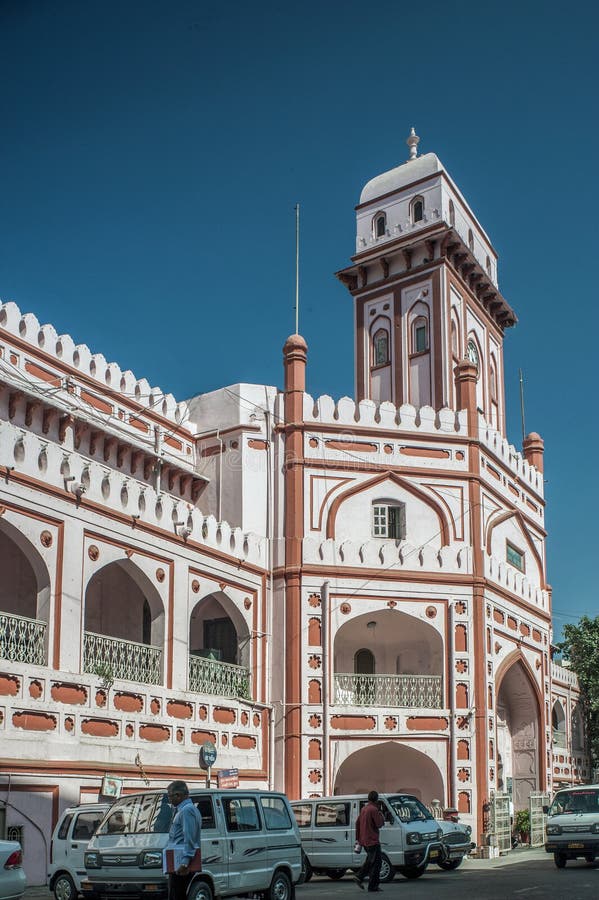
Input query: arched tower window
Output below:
<box><xmin>373</xmin><ymin>212</ymin><xmax>386</xmax><ymax>238</ymax></box>
<box><xmin>468</xmin><ymin>229</ymin><xmax>474</xmax><ymax>252</ymax></box>
<box><xmin>411</xmin><ymin>196</ymin><xmax>424</xmax><ymax>224</ymax></box>
<box><xmin>372</xmin><ymin>328</ymin><xmax>389</xmax><ymax>367</ymax></box>
<box><xmin>486</xmin><ymin>255</ymin><xmax>492</xmax><ymax>276</ymax></box>
<box><xmin>412</xmin><ymin>316</ymin><xmax>429</xmax><ymax>354</ymax></box>
<box><xmin>450</xmin><ymin>316</ymin><xmax>460</xmax><ymax>360</ymax></box>
<box><xmin>449</xmin><ymin>199</ymin><xmax>455</xmax><ymax>227</ymax></box>
<box><xmin>552</xmin><ymin>701</ymin><xmax>566</xmax><ymax>748</ymax></box>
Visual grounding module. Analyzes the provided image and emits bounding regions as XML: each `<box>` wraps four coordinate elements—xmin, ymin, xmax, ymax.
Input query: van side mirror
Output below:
<box><xmin>542</xmin><ymin>805</ymin><xmax>549</xmax><ymax>815</ymax></box>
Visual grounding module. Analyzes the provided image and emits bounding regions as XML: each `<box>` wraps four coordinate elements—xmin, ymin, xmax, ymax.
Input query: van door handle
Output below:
<box><xmin>345</xmin><ymin>831</ymin><xmax>348</xmax><ymax>840</ymax></box>
<box><xmin>230</xmin><ymin>840</ymin><xmax>235</xmax><ymax>853</ymax></box>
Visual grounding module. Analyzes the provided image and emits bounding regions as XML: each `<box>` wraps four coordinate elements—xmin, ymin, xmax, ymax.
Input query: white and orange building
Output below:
<box><xmin>0</xmin><ymin>132</ymin><xmax>588</xmax><ymax>881</ymax></box>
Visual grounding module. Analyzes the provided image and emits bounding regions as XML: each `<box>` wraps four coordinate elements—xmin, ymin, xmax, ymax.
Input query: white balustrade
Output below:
<box><xmin>334</xmin><ymin>672</ymin><xmax>442</xmax><ymax>708</ymax></box>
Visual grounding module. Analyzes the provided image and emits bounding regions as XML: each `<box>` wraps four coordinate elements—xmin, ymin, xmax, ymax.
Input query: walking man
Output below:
<box><xmin>166</xmin><ymin>781</ymin><xmax>202</xmax><ymax>900</ymax></box>
<box><xmin>353</xmin><ymin>791</ymin><xmax>385</xmax><ymax>892</ymax></box>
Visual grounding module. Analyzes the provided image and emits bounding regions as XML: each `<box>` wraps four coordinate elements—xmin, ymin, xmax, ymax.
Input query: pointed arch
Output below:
<box><xmin>485</xmin><ymin>509</ymin><xmax>545</xmax><ymax>586</ymax></box>
<box><xmin>325</xmin><ymin>471</ymin><xmax>450</xmax><ymax>545</ymax></box>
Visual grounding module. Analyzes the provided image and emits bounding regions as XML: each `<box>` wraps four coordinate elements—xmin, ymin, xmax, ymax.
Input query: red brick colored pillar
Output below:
<box><xmin>523</xmin><ymin>432</ymin><xmax>544</xmax><ymax>473</ymax></box>
<box><xmin>283</xmin><ymin>333</ymin><xmax>307</xmax><ymax>799</ymax></box>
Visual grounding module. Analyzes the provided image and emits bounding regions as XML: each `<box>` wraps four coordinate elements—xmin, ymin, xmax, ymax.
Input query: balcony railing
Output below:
<box><xmin>0</xmin><ymin>612</ymin><xmax>46</xmax><ymax>665</ymax></box>
<box><xmin>334</xmin><ymin>673</ymin><xmax>443</xmax><ymax>708</ymax></box>
<box><xmin>553</xmin><ymin>728</ymin><xmax>567</xmax><ymax>748</ymax></box>
<box><xmin>188</xmin><ymin>654</ymin><xmax>251</xmax><ymax>699</ymax></box>
<box><xmin>83</xmin><ymin>631</ymin><xmax>162</xmax><ymax>685</ymax></box>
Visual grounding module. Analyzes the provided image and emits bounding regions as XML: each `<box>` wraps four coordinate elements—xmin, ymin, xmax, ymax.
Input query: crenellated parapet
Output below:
<box><xmin>0</xmin><ymin>417</ymin><xmax>266</xmax><ymax>567</ymax></box>
<box><xmin>303</xmin><ymin>536</ymin><xmax>471</xmax><ymax>572</ymax></box>
<box><xmin>303</xmin><ymin>394</ymin><xmax>468</xmax><ymax>435</ymax></box>
<box><xmin>478</xmin><ymin>414</ymin><xmax>544</xmax><ymax>496</ymax></box>
<box><xmin>484</xmin><ymin>554</ymin><xmax>549</xmax><ymax>609</ymax></box>
<box><xmin>0</xmin><ymin>301</ymin><xmax>190</xmax><ymax>432</ymax></box>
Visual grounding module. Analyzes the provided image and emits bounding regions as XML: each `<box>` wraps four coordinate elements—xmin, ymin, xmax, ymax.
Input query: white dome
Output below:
<box><xmin>359</xmin><ymin>152</ymin><xmax>444</xmax><ymax>205</ymax></box>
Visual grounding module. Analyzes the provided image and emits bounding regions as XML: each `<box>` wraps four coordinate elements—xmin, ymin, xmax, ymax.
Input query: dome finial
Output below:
<box><xmin>406</xmin><ymin>127</ymin><xmax>420</xmax><ymax>161</ymax></box>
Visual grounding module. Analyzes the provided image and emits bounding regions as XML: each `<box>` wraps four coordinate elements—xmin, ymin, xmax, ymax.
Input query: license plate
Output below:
<box><xmin>429</xmin><ymin>850</ymin><xmax>439</xmax><ymax>859</ymax></box>
<box><xmin>568</xmin><ymin>842</ymin><xmax>584</xmax><ymax>849</ymax></box>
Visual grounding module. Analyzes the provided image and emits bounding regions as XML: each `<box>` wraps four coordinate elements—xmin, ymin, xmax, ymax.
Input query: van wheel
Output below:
<box><xmin>397</xmin><ymin>865</ymin><xmax>425</xmax><ymax>879</ymax></box>
<box><xmin>379</xmin><ymin>855</ymin><xmax>395</xmax><ymax>883</ymax></box>
<box><xmin>53</xmin><ymin>873</ymin><xmax>76</xmax><ymax>900</ymax></box>
<box><xmin>438</xmin><ymin>857</ymin><xmax>463</xmax><ymax>870</ymax></box>
<box><xmin>554</xmin><ymin>853</ymin><xmax>567</xmax><ymax>869</ymax></box>
<box><xmin>188</xmin><ymin>879</ymin><xmax>214</xmax><ymax>900</ymax></box>
<box><xmin>300</xmin><ymin>852</ymin><xmax>313</xmax><ymax>883</ymax></box>
<box><xmin>327</xmin><ymin>869</ymin><xmax>347</xmax><ymax>880</ymax></box>
<box><xmin>266</xmin><ymin>869</ymin><xmax>293</xmax><ymax>900</ymax></box>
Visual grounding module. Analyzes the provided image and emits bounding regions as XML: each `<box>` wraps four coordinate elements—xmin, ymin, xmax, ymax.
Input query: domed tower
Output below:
<box><xmin>337</xmin><ymin>129</ymin><xmax>516</xmax><ymax>434</ymax></box>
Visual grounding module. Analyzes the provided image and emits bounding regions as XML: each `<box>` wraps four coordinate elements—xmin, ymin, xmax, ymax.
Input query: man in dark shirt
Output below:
<box><xmin>353</xmin><ymin>791</ymin><xmax>385</xmax><ymax>892</ymax></box>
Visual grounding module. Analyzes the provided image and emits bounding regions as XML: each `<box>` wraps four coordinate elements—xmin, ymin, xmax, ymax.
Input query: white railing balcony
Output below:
<box><xmin>0</xmin><ymin>612</ymin><xmax>46</xmax><ymax>665</ymax></box>
<box><xmin>553</xmin><ymin>728</ymin><xmax>567</xmax><ymax>748</ymax></box>
<box><xmin>334</xmin><ymin>673</ymin><xmax>443</xmax><ymax>708</ymax></box>
<box><xmin>188</xmin><ymin>654</ymin><xmax>251</xmax><ymax>700</ymax></box>
<box><xmin>83</xmin><ymin>631</ymin><xmax>162</xmax><ymax>685</ymax></box>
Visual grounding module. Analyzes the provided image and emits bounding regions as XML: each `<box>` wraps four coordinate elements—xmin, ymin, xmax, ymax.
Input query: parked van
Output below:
<box><xmin>48</xmin><ymin>803</ymin><xmax>111</xmax><ymax>900</ymax></box>
<box><xmin>84</xmin><ymin>789</ymin><xmax>301</xmax><ymax>900</ymax></box>
<box><xmin>544</xmin><ymin>783</ymin><xmax>599</xmax><ymax>868</ymax></box>
<box><xmin>291</xmin><ymin>794</ymin><xmax>446</xmax><ymax>881</ymax></box>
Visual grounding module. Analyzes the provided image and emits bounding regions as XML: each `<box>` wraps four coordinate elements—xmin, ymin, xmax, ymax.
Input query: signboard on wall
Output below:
<box><xmin>99</xmin><ymin>774</ymin><xmax>123</xmax><ymax>801</ymax></box>
<box><xmin>217</xmin><ymin>768</ymin><xmax>239</xmax><ymax>789</ymax></box>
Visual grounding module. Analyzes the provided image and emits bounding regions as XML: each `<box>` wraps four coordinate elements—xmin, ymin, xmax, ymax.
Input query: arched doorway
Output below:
<box><xmin>84</xmin><ymin>560</ymin><xmax>165</xmax><ymax>684</ymax></box>
<box><xmin>0</xmin><ymin>520</ymin><xmax>51</xmax><ymax>664</ymax></box>
<box><xmin>496</xmin><ymin>659</ymin><xmax>541</xmax><ymax>812</ymax></box>
<box><xmin>551</xmin><ymin>701</ymin><xmax>566</xmax><ymax>748</ymax></box>
<box><xmin>334</xmin><ymin>741</ymin><xmax>445</xmax><ymax>803</ymax></box>
<box><xmin>189</xmin><ymin>591</ymin><xmax>251</xmax><ymax>699</ymax></box>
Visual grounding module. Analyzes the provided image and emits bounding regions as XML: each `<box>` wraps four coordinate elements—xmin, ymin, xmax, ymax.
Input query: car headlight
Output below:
<box><xmin>546</xmin><ymin>824</ymin><xmax>562</xmax><ymax>836</ymax></box>
<box><xmin>406</xmin><ymin>832</ymin><xmax>422</xmax><ymax>845</ymax></box>
<box><xmin>590</xmin><ymin>823</ymin><xmax>599</xmax><ymax>835</ymax></box>
<box><xmin>465</xmin><ymin>825</ymin><xmax>472</xmax><ymax>836</ymax></box>
<box><xmin>85</xmin><ymin>852</ymin><xmax>101</xmax><ymax>869</ymax></box>
<box><xmin>141</xmin><ymin>851</ymin><xmax>163</xmax><ymax>868</ymax></box>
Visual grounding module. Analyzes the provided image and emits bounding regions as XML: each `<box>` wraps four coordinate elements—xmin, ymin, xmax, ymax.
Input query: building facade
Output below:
<box><xmin>0</xmin><ymin>135</ymin><xmax>588</xmax><ymax>881</ymax></box>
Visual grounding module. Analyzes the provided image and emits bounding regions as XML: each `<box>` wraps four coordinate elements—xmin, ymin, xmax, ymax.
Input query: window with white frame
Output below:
<box><xmin>372</xmin><ymin>501</ymin><xmax>406</xmax><ymax>539</ymax></box>
<box><xmin>506</xmin><ymin>540</ymin><xmax>525</xmax><ymax>572</ymax></box>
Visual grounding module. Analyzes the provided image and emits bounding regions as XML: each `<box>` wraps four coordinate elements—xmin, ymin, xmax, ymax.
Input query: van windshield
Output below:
<box><xmin>549</xmin><ymin>789</ymin><xmax>599</xmax><ymax>816</ymax></box>
<box><xmin>387</xmin><ymin>795</ymin><xmax>433</xmax><ymax>823</ymax></box>
<box><xmin>97</xmin><ymin>794</ymin><xmax>171</xmax><ymax>835</ymax></box>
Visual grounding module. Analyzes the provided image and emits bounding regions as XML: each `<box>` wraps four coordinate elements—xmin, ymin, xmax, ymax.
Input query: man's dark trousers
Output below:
<box><xmin>168</xmin><ymin>872</ymin><xmax>192</xmax><ymax>900</ymax></box>
<box><xmin>357</xmin><ymin>843</ymin><xmax>382</xmax><ymax>891</ymax></box>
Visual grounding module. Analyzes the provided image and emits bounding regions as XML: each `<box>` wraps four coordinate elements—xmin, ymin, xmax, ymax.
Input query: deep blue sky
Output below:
<box><xmin>1</xmin><ymin>1</ymin><xmax>597</xmax><ymax>635</ymax></box>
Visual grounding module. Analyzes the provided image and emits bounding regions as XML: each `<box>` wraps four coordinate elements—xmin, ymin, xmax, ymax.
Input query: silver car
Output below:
<box><xmin>0</xmin><ymin>840</ymin><xmax>26</xmax><ymax>900</ymax></box>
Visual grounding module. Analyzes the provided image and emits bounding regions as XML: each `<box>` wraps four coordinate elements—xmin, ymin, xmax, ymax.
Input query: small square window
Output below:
<box><xmin>372</xmin><ymin>503</ymin><xmax>405</xmax><ymax>539</ymax></box>
<box><xmin>506</xmin><ymin>541</ymin><xmax>525</xmax><ymax>572</ymax></box>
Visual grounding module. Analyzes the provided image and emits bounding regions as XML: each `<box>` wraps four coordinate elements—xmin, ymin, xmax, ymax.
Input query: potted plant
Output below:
<box><xmin>514</xmin><ymin>808</ymin><xmax>530</xmax><ymax>844</ymax></box>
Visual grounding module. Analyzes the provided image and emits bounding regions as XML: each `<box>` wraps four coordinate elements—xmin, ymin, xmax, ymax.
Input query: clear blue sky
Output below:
<box><xmin>1</xmin><ymin>1</ymin><xmax>597</xmax><ymax>636</ymax></box>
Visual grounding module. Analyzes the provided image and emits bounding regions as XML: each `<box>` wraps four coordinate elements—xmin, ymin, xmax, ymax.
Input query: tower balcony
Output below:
<box><xmin>333</xmin><ymin>672</ymin><xmax>443</xmax><ymax>709</ymax></box>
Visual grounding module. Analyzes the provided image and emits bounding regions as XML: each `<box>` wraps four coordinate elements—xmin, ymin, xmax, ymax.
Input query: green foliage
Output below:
<box><xmin>558</xmin><ymin>615</ymin><xmax>599</xmax><ymax>766</ymax></box>
<box><xmin>94</xmin><ymin>662</ymin><xmax>115</xmax><ymax>690</ymax></box>
<box><xmin>514</xmin><ymin>808</ymin><xmax>530</xmax><ymax>836</ymax></box>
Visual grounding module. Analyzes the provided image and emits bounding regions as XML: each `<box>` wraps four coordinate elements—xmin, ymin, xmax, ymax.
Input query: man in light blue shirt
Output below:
<box><xmin>166</xmin><ymin>781</ymin><xmax>202</xmax><ymax>900</ymax></box>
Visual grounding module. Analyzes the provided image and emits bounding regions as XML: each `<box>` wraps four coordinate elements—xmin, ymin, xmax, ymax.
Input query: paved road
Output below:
<box><xmin>24</xmin><ymin>851</ymin><xmax>599</xmax><ymax>900</ymax></box>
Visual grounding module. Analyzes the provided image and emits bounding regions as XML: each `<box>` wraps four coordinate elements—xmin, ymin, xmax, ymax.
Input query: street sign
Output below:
<box><xmin>199</xmin><ymin>740</ymin><xmax>217</xmax><ymax>770</ymax></box>
<box><xmin>217</xmin><ymin>768</ymin><xmax>239</xmax><ymax>789</ymax></box>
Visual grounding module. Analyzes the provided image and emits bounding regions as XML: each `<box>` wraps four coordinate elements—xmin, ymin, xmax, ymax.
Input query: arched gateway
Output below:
<box><xmin>333</xmin><ymin>741</ymin><xmax>445</xmax><ymax>804</ymax></box>
<box><xmin>496</xmin><ymin>659</ymin><xmax>541</xmax><ymax>811</ymax></box>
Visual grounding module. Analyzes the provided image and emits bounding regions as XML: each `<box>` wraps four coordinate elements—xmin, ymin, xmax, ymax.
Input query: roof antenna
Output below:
<box><xmin>294</xmin><ymin>203</ymin><xmax>300</xmax><ymax>334</ymax></box>
<box><xmin>407</xmin><ymin>127</ymin><xmax>420</xmax><ymax>161</ymax></box>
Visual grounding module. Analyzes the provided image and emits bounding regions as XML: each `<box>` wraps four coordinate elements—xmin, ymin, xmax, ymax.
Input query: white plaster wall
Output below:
<box><xmin>488</xmin><ymin>517</ymin><xmax>543</xmax><ymax>588</ymax></box>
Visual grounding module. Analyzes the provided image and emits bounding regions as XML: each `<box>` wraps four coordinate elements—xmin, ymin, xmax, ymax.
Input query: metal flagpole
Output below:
<box><xmin>294</xmin><ymin>203</ymin><xmax>300</xmax><ymax>335</ymax></box>
<box><xmin>519</xmin><ymin>368</ymin><xmax>526</xmax><ymax>443</ymax></box>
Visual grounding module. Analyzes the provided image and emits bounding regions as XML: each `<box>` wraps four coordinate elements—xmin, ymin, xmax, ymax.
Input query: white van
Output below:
<box><xmin>84</xmin><ymin>789</ymin><xmax>301</xmax><ymax>900</ymax></box>
<box><xmin>48</xmin><ymin>803</ymin><xmax>111</xmax><ymax>900</ymax></box>
<box><xmin>544</xmin><ymin>784</ymin><xmax>599</xmax><ymax>868</ymax></box>
<box><xmin>291</xmin><ymin>794</ymin><xmax>446</xmax><ymax>882</ymax></box>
